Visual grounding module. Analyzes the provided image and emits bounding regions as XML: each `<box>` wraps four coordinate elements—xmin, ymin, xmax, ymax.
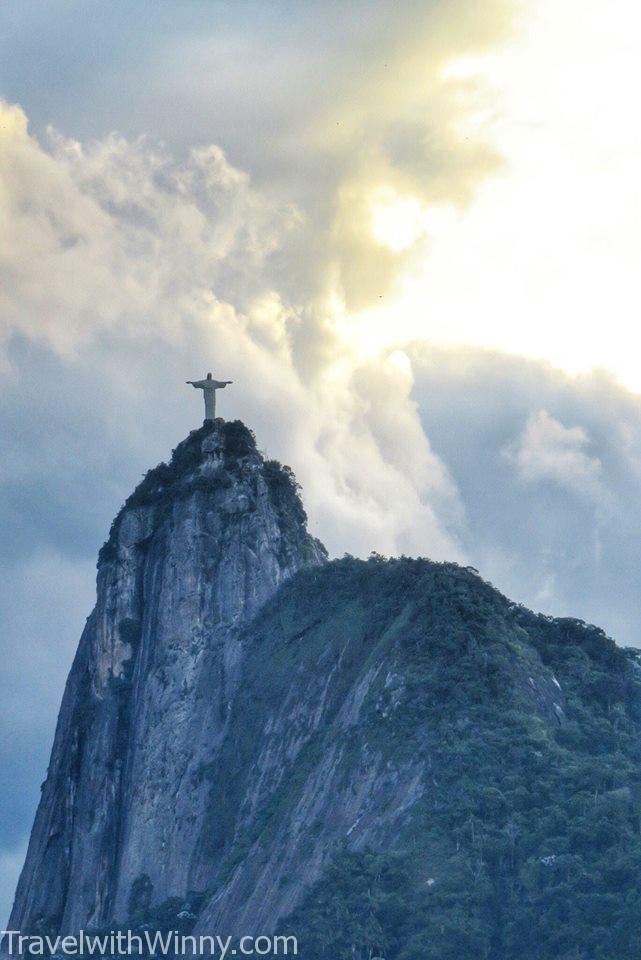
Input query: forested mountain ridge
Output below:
<box><xmin>268</xmin><ymin>558</ymin><xmax>641</xmax><ymax>959</ymax></box>
<box><xmin>8</xmin><ymin>421</ymin><xmax>641</xmax><ymax>960</ymax></box>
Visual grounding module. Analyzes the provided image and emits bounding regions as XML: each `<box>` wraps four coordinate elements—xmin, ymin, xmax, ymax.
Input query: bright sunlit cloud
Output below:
<box><xmin>370</xmin><ymin>190</ymin><xmax>425</xmax><ymax>253</ymax></box>
<box><xmin>346</xmin><ymin>0</ymin><xmax>641</xmax><ymax>390</ymax></box>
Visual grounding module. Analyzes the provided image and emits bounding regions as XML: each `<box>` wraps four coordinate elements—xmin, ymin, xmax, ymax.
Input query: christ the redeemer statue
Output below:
<box><xmin>186</xmin><ymin>373</ymin><xmax>233</xmax><ymax>421</ymax></box>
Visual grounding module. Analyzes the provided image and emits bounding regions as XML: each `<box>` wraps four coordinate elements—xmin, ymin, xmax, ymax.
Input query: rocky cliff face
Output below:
<box><xmin>9</xmin><ymin>420</ymin><xmax>325</xmax><ymax>935</ymax></box>
<box><xmin>10</xmin><ymin>423</ymin><xmax>641</xmax><ymax>960</ymax></box>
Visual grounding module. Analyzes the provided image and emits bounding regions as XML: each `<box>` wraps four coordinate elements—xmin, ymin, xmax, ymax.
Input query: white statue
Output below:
<box><xmin>186</xmin><ymin>373</ymin><xmax>233</xmax><ymax>420</ymax></box>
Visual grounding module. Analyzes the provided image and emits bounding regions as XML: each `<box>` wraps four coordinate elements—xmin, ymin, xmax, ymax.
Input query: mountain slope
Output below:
<box><xmin>9</xmin><ymin>423</ymin><xmax>641</xmax><ymax>960</ymax></box>
<box><xmin>193</xmin><ymin>557</ymin><xmax>641</xmax><ymax>959</ymax></box>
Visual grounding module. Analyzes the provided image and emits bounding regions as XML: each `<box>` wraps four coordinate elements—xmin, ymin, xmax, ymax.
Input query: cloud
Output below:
<box><xmin>292</xmin><ymin>0</ymin><xmax>510</xmax><ymax>312</ymax></box>
<box><xmin>410</xmin><ymin>344</ymin><xmax>641</xmax><ymax>646</ymax></box>
<box><xmin>0</xmin><ymin>104</ymin><xmax>289</xmax><ymax>354</ymax></box>
<box><xmin>507</xmin><ymin>409</ymin><xmax>603</xmax><ymax>500</ymax></box>
<box><xmin>0</xmin><ymin>98</ymin><xmax>467</xmax><ymax>563</ymax></box>
<box><xmin>1</xmin><ymin>0</ymin><xmax>512</xmax><ymax>316</ymax></box>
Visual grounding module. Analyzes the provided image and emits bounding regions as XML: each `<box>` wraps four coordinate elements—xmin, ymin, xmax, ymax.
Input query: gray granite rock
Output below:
<box><xmin>8</xmin><ymin>420</ymin><xmax>325</xmax><ymax>935</ymax></box>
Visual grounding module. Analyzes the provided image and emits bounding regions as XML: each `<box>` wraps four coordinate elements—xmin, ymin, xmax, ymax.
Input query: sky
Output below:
<box><xmin>2</xmin><ymin>0</ymin><xmax>641</xmax><ymax>923</ymax></box>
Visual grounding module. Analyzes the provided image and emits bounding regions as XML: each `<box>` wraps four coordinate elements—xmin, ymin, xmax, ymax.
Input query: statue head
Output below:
<box><xmin>206</xmin><ymin>372</ymin><xmax>212</xmax><ymax>379</ymax></box>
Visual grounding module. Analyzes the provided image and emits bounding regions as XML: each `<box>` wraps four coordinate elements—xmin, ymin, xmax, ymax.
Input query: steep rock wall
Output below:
<box><xmin>9</xmin><ymin>421</ymin><xmax>325</xmax><ymax>934</ymax></box>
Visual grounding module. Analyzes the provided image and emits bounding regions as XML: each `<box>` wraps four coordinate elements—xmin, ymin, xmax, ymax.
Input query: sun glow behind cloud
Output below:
<box><xmin>370</xmin><ymin>190</ymin><xmax>426</xmax><ymax>254</ymax></box>
<box><xmin>349</xmin><ymin>0</ymin><xmax>641</xmax><ymax>389</ymax></box>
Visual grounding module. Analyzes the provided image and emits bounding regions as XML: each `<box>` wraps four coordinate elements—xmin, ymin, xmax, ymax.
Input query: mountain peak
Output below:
<box><xmin>99</xmin><ymin>419</ymin><xmax>325</xmax><ymax>568</ymax></box>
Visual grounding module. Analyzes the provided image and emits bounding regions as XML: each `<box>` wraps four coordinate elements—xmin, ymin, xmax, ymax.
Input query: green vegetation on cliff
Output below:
<box><xmin>262</xmin><ymin>558</ymin><xmax>641</xmax><ymax>960</ymax></box>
